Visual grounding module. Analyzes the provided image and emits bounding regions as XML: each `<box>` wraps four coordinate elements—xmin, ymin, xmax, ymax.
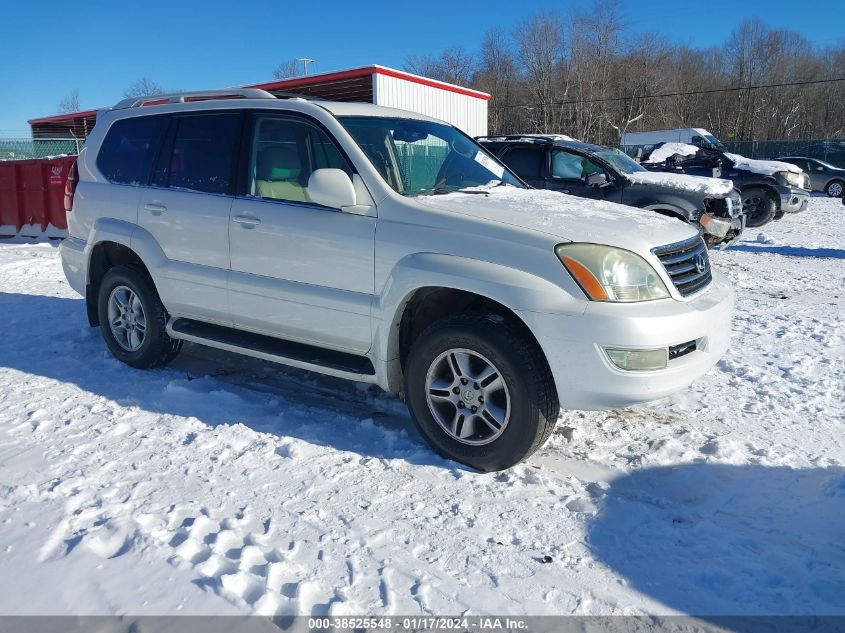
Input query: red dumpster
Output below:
<box><xmin>0</xmin><ymin>156</ymin><xmax>76</xmax><ymax>236</ymax></box>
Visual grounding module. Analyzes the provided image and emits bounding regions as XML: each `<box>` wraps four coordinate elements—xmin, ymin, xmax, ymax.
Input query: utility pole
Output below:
<box><xmin>297</xmin><ymin>58</ymin><xmax>317</xmax><ymax>76</ymax></box>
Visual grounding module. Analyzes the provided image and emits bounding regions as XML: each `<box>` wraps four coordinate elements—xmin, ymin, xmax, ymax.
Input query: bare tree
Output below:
<box><xmin>513</xmin><ymin>10</ymin><xmax>565</xmax><ymax>132</ymax></box>
<box><xmin>58</xmin><ymin>89</ymin><xmax>80</xmax><ymax>113</ymax></box>
<box><xmin>476</xmin><ymin>28</ymin><xmax>519</xmax><ymax>135</ymax></box>
<box><xmin>405</xmin><ymin>47</ymin><xmax>475</xmax><ymax>86</ymax></box>
<box><xmin>273</xmin><ymin>60</ymin><xmax>300</xmax><ymax>80</ymax></box>
<box><xmin>123</xmin><ymin>78</ymin><xmax>165</xmax><ymax>98</ymax></box>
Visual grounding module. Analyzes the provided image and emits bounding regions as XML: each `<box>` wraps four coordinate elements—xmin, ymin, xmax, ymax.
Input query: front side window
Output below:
<box><xmin>249</xmin><ymin>116</ymin><xmax>352</xmax><ymax>204</ymax></box>
<box><xmin>97</xmin><ymin>115</ymin><xmax>165</xmax><ymax>185</ymax></box>
<box><xmin>339</xmin><ymin>117</ymin><xmax>523</xmax><ymax>196</ymax></box>
<box><xmin>552</xmin><ymin>150</ymin><xmax>605</xmax><ymax>180</ymax></box>
<box><xmin>167</xmin><ymin>113</ymin><xmax>241</xmax><ymax>195</ymax></box>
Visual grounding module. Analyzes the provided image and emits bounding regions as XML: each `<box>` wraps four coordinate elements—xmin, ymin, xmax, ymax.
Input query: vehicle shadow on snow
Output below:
<box><xmin>729</xmin><ymin>244</ymin><xmax>845</xmax><ymax>259</ymax></box>
<box><xmin>589</xmin><ymin>462</ymin><xmax>845</xmax><ymax>617</ymax></box>
<box><xmin>0</xmin><ymin>291</ymin><xmax>460</xmax><ymax>468</ymax></box>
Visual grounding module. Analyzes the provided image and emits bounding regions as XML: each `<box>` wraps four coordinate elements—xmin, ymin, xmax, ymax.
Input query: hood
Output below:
<box><xmin>626</xmin><ymin>170</ymin><xmax>734</xmax><ymax>197</ymax></box>
<box><xmin>724</xmin><ymin>152</ymin><xmax>802</xmax><ymax>176</ymax></box>
<box><xmin>415</xmin><ymin>185</ymin><xmax>697</xmax><ymax>253</ymax></box>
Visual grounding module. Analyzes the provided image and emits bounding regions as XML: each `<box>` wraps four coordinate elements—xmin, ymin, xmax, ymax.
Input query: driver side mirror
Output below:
<box><xmin>586</xmin><ymin>172</ymin><xmax>609</xmax><ymax>187</ymax></box>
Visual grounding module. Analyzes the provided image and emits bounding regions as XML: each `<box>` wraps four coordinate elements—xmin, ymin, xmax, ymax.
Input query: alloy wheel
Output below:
<box><xmin>107</xmin><ymin>285</ymin><xmax>147</xmax><ymax>352</ymax></box>
<box><xmin>424</xmin><ymin>348</ymin><xmax>511</xmax><ymax>445</ymax></box>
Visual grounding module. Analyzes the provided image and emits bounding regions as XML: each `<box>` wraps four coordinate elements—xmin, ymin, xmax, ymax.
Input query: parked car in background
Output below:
<box><xmin>641</xmin><ymin>143</ymin><xmax>810</xmax><ymax>228</ymax></box>
<box><xmin>777</xmin><ymin>157</ymin><xmax>845</xmax><ymax>197</ymax></box>
<box><xmin>621</xmin><ymin>128</ymin><xmax>724</xmax><ymax>153</ymax></box>
<box><xmin>59</xmin><ymin>90</ymin><xmax>734</xmax><ymax>471</ymax></box>
<box><xmin>478</xmin><ymin>135</ymin><xmax>745</xmax><ymax>247</ymax></box>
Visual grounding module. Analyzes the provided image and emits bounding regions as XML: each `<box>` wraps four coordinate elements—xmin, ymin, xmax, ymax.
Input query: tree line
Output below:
<box><xmin>404</xmin><ymin>3</ymin><xmax>845</xmax><ymax>145</ymax></box>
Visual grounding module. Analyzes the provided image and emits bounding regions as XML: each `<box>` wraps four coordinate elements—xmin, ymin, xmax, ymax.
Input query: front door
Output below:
<box><xmin>227</xmin><ymin>113</ymin><xmax>375</xmax><ymax>354</ymax></box>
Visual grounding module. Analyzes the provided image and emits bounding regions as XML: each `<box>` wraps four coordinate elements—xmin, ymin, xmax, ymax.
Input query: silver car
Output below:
<box><xmin>779</xmin><ymin>156</ymin><xmax>845</xmax><ymax>197</ymax></box>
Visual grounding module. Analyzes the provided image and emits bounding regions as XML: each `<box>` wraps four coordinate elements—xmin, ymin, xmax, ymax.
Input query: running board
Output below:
<box><xmin>167</xmin><ymin>318</ymin><xmax>377</xmax><ymax>382</ymax></box>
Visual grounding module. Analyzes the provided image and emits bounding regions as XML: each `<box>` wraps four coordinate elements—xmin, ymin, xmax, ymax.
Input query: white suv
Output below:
<box><xmin>60</xmin><ymin>89</ymin><xmax>733</xmax><ymax>471</ymax></box>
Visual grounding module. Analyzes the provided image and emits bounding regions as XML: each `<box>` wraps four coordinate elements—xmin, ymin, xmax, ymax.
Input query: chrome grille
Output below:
<box><xmin>652</xmin><ymin>237</ymin><xmax>712</xmax><ymax>297</ymax></box>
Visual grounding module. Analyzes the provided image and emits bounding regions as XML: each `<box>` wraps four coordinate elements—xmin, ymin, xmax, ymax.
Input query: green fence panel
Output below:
<box><xmin>0</xmin><ymin>139</ymin><xmax>82</xmax><ymax>161</ymax></box>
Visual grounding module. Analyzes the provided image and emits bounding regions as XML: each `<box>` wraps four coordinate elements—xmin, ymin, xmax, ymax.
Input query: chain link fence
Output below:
<box><xmin>721</xmin><ymin>139</ymin><xmax>845</xmax><ymax>165</ymax></box>
<box><xmin>0</xmin><ymin>138</ymin><xmax>83</xmax><ymax>161</ymax></box>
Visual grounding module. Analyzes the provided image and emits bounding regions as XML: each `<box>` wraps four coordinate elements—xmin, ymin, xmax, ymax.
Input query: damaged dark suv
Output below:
<box><xmin>479</xmin><ymin>135</ymin><xmax>745</xmax><ymax>247</ymax></box>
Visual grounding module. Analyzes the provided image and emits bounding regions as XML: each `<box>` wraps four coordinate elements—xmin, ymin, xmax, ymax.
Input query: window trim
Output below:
<box><xmin>239</xmin><ymin>109</ymin><xmax>359</xmax><ymax>209</ymax></box>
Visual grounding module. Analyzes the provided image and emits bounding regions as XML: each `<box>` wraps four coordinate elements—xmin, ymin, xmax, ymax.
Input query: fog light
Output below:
<box><xmin>605</xmin><ymin>347</ymin><xmax>668</xmax><ymax>371</ymax></box>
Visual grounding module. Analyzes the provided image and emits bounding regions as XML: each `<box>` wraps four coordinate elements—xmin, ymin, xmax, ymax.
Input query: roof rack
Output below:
<box><xmin>113</xmin><ymin>88</ymin><xmax>277</xmax><ymax>110</ymax></box>
<box><xmin>477</xmin><ymin>134</ymin><xmax>574</xmax><ymax>143</ymax></box>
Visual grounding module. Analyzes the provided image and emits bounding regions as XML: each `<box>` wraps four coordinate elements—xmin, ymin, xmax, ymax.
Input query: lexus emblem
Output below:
<box><xmin>694</xmin><ymin>253</ymin><xmax>707</xmax><ymax>274</ymax></box>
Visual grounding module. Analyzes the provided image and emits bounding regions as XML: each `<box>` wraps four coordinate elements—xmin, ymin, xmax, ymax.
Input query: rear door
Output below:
<box><xmin>227</xmin><ymin>112</ymin><xmax>375</xmax><ymax>354</ymax></box>
<box><xmin>137</xmin><ymin>111</ymin><xmax>243</xmax><ymax>323</ymax></box>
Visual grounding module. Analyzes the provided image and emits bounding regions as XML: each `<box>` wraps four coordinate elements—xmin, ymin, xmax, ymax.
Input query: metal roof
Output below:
<box><xmin>28</xmin><ymin>64</ymin><xmax>491</xmax><ymax>128</ymax></box>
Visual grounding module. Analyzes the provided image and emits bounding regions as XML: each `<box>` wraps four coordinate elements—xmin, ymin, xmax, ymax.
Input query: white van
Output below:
<box><xmin>622</xmin><ymin>128</ymin><xmax>723</xmax><ymax>151</ymax></box>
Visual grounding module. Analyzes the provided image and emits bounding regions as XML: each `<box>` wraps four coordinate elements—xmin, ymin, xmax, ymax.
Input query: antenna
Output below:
<box><xmin>297</xmin><ymin>58</ymin><xmax>317</xmax><ymax>76</ymax></box>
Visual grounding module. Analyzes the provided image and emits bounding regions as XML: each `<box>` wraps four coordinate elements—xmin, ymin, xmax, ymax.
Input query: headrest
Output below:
<box><xmin>257</xmin><ymin>145</ymin><xmax>301</xmax><ymax>181</ymax></box>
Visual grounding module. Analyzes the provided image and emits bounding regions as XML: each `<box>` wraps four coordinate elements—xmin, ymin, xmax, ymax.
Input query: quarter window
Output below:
<box><xmin>249</xmin><ymin>116</ymin><xmax>352</xmax><ymax>204</ymax></box>
<box><xmin>501</xmin><ymin>147</ymin><xmax>544</xmax><ymax>180</ymax></box>
<box><xmin>166</xmin><ymin>113</ymin><xmax>241</xmax><ymax>195</ymax></box>
<box><xmin>97</xmin><ymin>115</ymin><xmax>165</xmax><ymax>185</ymax></box>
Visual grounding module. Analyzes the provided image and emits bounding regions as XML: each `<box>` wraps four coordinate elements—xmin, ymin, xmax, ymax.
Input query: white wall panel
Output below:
<box><xmin>373</xmin><ymin>74</ymin><xmax>488</xmax><ymax>137</ymax></box>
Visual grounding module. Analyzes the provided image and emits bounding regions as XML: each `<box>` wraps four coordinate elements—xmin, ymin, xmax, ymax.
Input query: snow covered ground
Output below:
<box><xmin>0</xmin><ymin>197</ymin><xmax>842</xmax><ymax>617</ymax></box>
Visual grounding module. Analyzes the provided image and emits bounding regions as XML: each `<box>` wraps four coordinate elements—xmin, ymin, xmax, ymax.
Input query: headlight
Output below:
<box><xmin>776</xmin><ymin>170</ymin><xmax>802</xmax><ymax>187</ymax></box>
<box><xmin>556</xmin><ymin>243</ymin><xmax>670</xmax><ymax>302</ymax></box>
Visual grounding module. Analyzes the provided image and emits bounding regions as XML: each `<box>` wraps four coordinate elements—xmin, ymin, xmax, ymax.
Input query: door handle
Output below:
<box><xmin>232</xmin><ymin>215</ymin><xmax>261</xmax><ymax>227</ymax></box>
<box><xmin>144</xmin><ymin>202</ymin><xmax>167</xmax><ymax>215</ymax></box>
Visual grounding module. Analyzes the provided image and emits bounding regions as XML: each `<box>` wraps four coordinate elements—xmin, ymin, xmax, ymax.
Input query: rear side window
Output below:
<box><xmin>501</xmin><ymin>147</ymin><xmax>544</xmax><ymax>180</ymax></box>
<box><xmin>166</xmin><ymin>113</ymin><xmax>241</xmax><ymax>195</ymax></box>
<box><xmin>97</xmin><ymin>116</ymin><xmax>165</xmax><ymax>185</ymax></box>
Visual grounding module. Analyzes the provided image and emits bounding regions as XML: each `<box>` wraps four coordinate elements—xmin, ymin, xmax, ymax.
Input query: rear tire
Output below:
<box><xmin>404</xmin><ymin>313</ymin><xmax>559</xmax><ymax>471</ymax></box>
<box><xmin>741</xmin><ymin>187</ymin><xmax>777</xmax><ymax>227</ymax></box>
<box><xmin>97</xmin><ymin>265</ymin><xmax>182</xmax><ymax>369</ymax></box>
<box><xmin>826</xmin><ymin>180</ymin><xmax>844</xmax><ymax>198</ymax></box>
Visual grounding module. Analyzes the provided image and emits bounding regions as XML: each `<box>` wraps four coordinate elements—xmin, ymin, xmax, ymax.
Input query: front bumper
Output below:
<box><xmin>779</xmin><ymin>188</ymin><xmax>810</xmax><ymax>213</ymax></box>
<box><xmin>517</xmin><ymin>270</ymin><xmax>734</xmax><ymax>410</ymax></box>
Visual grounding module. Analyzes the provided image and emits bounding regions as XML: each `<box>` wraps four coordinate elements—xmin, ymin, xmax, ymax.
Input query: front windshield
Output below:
<box><xmin>704</xmin><ymin>135</ymin><xmax>724</xmax><ymax>149</ymax></box>
<box><xmin>339</xmin><ymin>116</ymin><xmax>524</xmax><ymax>195</ymax></box>
<box><xmin>594</xmin><ymin>148</ymin><xmax>646</xmax><ymax>174</ymax></box>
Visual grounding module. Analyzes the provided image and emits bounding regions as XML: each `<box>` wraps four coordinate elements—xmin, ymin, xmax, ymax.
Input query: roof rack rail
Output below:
<box><xmin>113</xmin><ymin>88</ymin><xmax>276</xmax><ymax>110</ymax></box>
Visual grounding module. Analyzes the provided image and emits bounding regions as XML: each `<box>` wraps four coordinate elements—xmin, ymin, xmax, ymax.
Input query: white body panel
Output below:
<box><xmin>622</xmin><ymin>128</ymin><xmax>714</xmax><ymax>147</ymax></box>
<box><xmin>60</xmin><ymin>96</ymin><xmax>733</xmax><ymax>411</ymax></box>
<box><xmin>373</xmin><ymin>73</ymin><xmax>488</xmax><ymax>137</ymax></box>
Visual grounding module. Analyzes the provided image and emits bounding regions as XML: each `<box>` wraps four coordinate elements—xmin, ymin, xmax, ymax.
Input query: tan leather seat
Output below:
<box><xmin>254</xmin><ymin>145</ymin><xmax>310</xmax><ymax>202</ymax></box>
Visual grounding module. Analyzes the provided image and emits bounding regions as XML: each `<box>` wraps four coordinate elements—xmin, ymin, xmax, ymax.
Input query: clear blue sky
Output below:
<box><xmin>2</xmin><ymin>0</ymin><xmax>842</xmax><ymax>134</ymax></box>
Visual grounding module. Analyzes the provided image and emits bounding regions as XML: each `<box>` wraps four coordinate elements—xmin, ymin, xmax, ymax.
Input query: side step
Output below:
<box><xmin>167</xmin><ymin>318</ymin><xmax>377</xmax><ymax>382</ymax></box>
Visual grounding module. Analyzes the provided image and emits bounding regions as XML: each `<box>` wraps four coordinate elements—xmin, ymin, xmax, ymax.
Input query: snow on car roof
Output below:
<box><xmin>643</xmin><ymin>143</ymin><xmax>700</xmax><ymax>164</ymax></box>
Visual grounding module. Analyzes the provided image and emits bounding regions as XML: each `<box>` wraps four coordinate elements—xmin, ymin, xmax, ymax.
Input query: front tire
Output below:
<box><xmin>826</xmin><ymin>180</ymin><xmax>844</xmax><ymax>198</ymax></box>
<box><xmin>741</xmin><ymin>187</ymin><xmax>777</xmax><ymax>227</ymax></box>
<box><xmin>404</xmin><ymin>313</ymin><xmax>559</xmax><ymax>471</ymax></box>
<box><xmin>97</xmin><ymin>265</ymin><xmax>182</xmax><ymax>369</ymax></box>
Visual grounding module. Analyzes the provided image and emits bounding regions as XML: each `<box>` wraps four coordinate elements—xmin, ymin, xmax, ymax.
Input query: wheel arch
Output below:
<box><xmin>373</xmin><ymin>253</ymin><xmax>579</xmax><ymax>396</ymax></box>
